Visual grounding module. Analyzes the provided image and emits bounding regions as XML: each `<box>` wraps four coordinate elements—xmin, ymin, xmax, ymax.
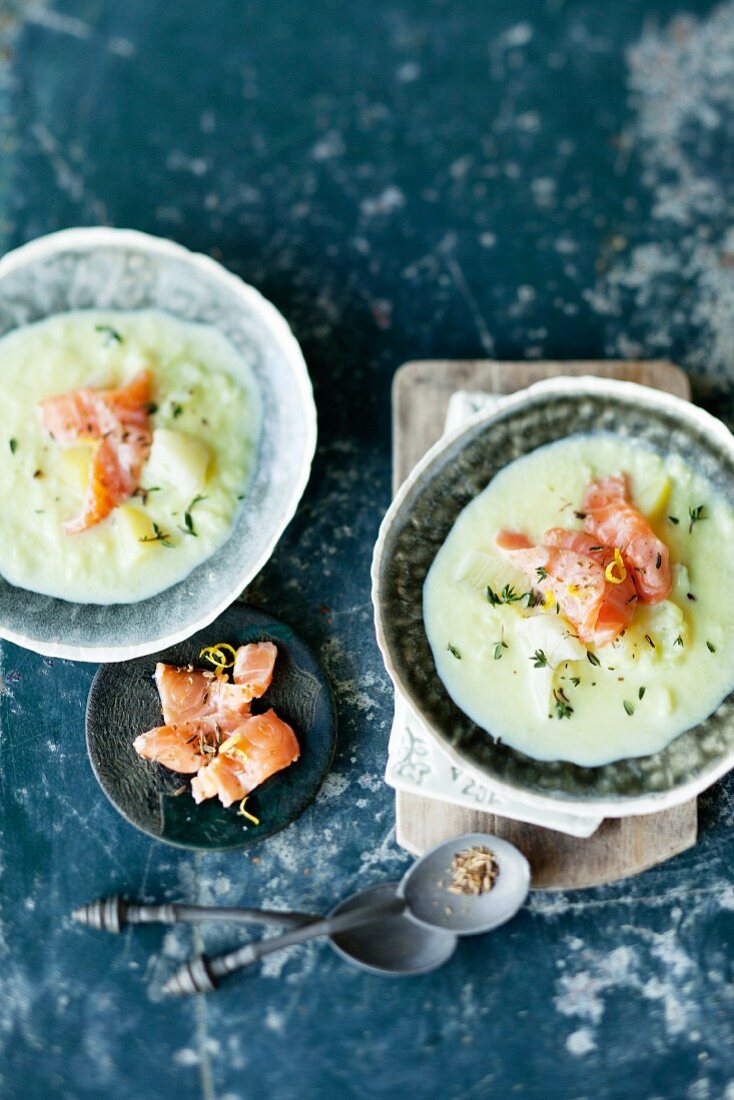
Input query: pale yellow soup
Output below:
<box><xmin>423</xmin><ymin>434</ymin><xmax>734</xmax><ymax>766</ymax></box>
<box><xmin>0</xmin><ymin>310</ymin><xmax>259</xmax><ymax>604</ymax></box>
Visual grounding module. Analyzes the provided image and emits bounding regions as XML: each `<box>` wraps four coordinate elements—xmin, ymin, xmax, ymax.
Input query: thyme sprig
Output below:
<box><xmin>94</xmin><ymin>324</ymin><xmax>123</xmax><ymax>346</ymax></box>
<box><xmin>486</xmin><ymin>583</ymin><xmax>524</xmax><ymax>606</ymax></box>
<box><xmin>688</xmin><ymin>504</ymin><xmax>705</xmax><ymax>533</ymax></box>
<box><xmin>179</xmin><ymin>494</ymin><xmax>207</xmax><ymax>537</ymax></box>
<box><xmin>139</xmin><ymin>522</ymin><xmax>174</xmax><ymax>547</ymax></box>
<box><xmin>553</xmin><ymin>688</ymin><xmax>573</xmax><ymax>720</ymax></box>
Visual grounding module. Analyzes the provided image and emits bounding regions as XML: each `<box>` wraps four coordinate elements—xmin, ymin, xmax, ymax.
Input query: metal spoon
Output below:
<box><xmin>163</xmin><ymin>832</ymin><xmax>529</xmax><ymax>994</ymax></box>
<box><xmin>73</xmin><ymin>887</ymin><xmax>456</xmax><ymax>983</ymax></box>
<box><xmin>71</xmin><ymin>896</ymin><xmax>318</xmax><ymax>933</ymax></box>
<box><xmin>162</xmin><ymin>891</ymin><xmax>409</xmax><ymax>994</ymax></box>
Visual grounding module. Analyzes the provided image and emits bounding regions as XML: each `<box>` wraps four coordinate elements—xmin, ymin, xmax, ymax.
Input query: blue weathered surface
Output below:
<box><xmin>0</xmin><ymin>1</ymin><xmax>733</xmax><ymax>1097</ymax></box>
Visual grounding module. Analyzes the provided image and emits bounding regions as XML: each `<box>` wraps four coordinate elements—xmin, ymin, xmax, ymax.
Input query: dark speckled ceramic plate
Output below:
<box><xmin>86</xmin><ymin>604</ymin><xmax>337</xmax><ymax>849</ymax></box>
<box><xmin>372</xmin><ymin>376</ymin><xmax>734</xmax><ymax>817</ymax></box>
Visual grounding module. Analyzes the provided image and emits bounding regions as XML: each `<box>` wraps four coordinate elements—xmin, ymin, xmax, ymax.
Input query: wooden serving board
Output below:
<box><xmin>393</xmin><ymin>359</ymin><xmax>698</xmax><ymax>890</ymax></box>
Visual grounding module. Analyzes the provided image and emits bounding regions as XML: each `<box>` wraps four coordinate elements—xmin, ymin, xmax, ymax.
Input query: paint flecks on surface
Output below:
<box><xmin>359</xmin><ymin>186</ymin><xmax>406</xmax><ymax>219</ymax></box>
<box><xmin>566</xmin><ymin>1026</ymin><xmax>596</xmax><ymax>1056</ymax></box>
<box><xmin>589</xmin><ymin>2</ymin><xmax>734</xmax><ymax>386</ymax></box>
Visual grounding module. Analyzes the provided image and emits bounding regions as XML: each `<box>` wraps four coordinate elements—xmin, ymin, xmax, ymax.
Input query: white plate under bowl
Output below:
<box><xmin>0</xmin><ymin>227</ymin><xmax>316</xmax><ymax>662</ymax></box>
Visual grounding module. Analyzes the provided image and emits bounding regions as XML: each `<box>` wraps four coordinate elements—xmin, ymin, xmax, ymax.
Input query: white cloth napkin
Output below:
<box><xmin>384</xmin><ymin>390</ymin><xmax>603</xmax><ymax>840</ymax></box>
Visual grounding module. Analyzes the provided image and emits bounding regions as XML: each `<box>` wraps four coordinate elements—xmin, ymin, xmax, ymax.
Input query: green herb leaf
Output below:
<box><xmin>94</xmin><ymin>324</ymin><xmax>123</xmax><ymax>345</ymax></box>
<box><xmin>535</xmin><ymin>566</ymin><xmax>548</xmax><ymax>581</ymax></box>
<box><xmin>530</xmin><ymin>649</ymin><xmax>549</xmax><ymax>669</ymax></box>
<box><xmin>569</xmin><ymin>676</ymin><xmax>581</xmax><ymax>687</ymax></box>
<box><xmin>644</xmin><ymin>634</ymin><xmax>655</xmax><ymax>649</ymax></box>
<box><xmin>688</xmin><ymin>504</ymin><xmax>705</xmax><ymax>533</ymax></box>
<box><xmin>8</xmin><ymin>438</ymin><xmax>17</xmax><ymax>454</ymax></box>
<box><xmin>143</xmin><ymin>402</ymin><xmax>159</xmax><ymax>415</ymax></box>
<box><xmin>487</xmin><ymin>583</ymin><xmax>524</xmax><ymax>607</ymax></box>
<box><xmin>181</xmin><ymin>511</ymin><xmax>197</xmax><ymax>537</ymax></box>
<box><xmin>668</xmin><ymin>515</ymin><xmax>679</xmax><ymax>525</ymax></box>
<box><xmin>133</xmin><ymin>485</ymin><xmax>161</xmax><ymax>506</ymax></box>
<box><xmin>494</xmin><ymin>641</ymin><xmax>508</xmax><ymax>660</ymax></box>
<box><xmin>447</xmin><ymin>643</ymin><xmax>461</xmax><ymax>659</ymax></box>
<box><xmin>587</xmin><ymin>651</ymin><xmax>601</xmax><ymax>667</ymax></box>
<box><xmin>139</xmin><ymin>522</ymin><xmax>173</xmax><ymax>548</ymax></box>
<box><xmin>623</xmin><ymin>700</ymin><xmax>635</xmax><ymax>716</ymax></box>
<box><xmin>706</xmin><ymin>640</ymin><xmax>717</xmax><ymax>653</ymax></box>
<box><xmin>638</xmin><ymin>686</ymin><xmax>646</xmax><ymax>700</ymax></box>
<box><xmin>674</xmin><ymin>635</ymin><xmax>684</xmax><ymax>647</ymax></box>
<box><xmin>553</xmin><ymin>688</ymin><xmax>573</xmax><ymax>720</ymax></box>
<box><xmin>655</xmin><ymin>552</ymin><xmax>662</xmax><ymax>569</ymax></box>
<box><xmin>171</xmin><ymin>402</ymin><xmax>184</xmax><ymax>419</ymax></box>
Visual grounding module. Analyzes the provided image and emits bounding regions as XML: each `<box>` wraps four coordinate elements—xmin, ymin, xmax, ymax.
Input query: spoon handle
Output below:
<box><xmin>72</xmin><ymin>896</ymin><xmax>319</xmax><ymax>933</ymax></box>
<box><xmin>163</xmin><ymin>896</ymin><xmax>407</xmax><ymax>995</ymax></box>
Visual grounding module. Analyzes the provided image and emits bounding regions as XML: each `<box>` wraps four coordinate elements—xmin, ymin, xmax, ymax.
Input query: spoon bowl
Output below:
<box><xmin>328</xmin><ymin>882</ymin><xmax>457</xmax><ymax>976</ymax></box>
<box><xmin>400</xmin><ymin>833</ymin><xmax>531</xmax><ymax>936</ymax></box>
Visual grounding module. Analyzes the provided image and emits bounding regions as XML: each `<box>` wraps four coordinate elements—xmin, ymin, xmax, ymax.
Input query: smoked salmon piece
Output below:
<box><xmin>543</xmin><ymin>529</ymin><xmax>638</xmax><ymax>646</ymax></box>
<box><xmin>154</xmin><ymin>663</ymin><xmax>217</xmax><ymax>725</ymax></box>
<box><xmin>496</xmin><ymin>530</ymin><xmax>607</xmax><ymax>644</ymax></box>
<box><xmin>206</xmin><ymin>678</ymin><xmax>254</xmax><ymax>719</ymax></box>
<box><xmin>63</xmin><ymin>436</ymin><xmax>133</xmax><ymax>535</ymax></box>
<box><xmin>133</xmin><ymin>718</ymin><xmax>219</xmax><ymax>774</ymax></box>
<box><xmin>190</xmin><ymin>752</ymin><xmax>248</xmax><ymax>807</ymax></box>
<box><xmin>232</xmin><ymin>642</ymin><xmax>277</xmax><ymax>699</ymax></box>
<box><xmin>582</xmin><ymin>475</ymin><xmax>672</xmax><ymax>604</ymax></box>
<box><xmin>191</xmin><ymin>711</ymin><xmax>300</xmax><ymax>807</ymax></box>
<box><xmin>154</xmin><ymin>660</ymin><xmax>260</xmax><ymax>725</ymax></box>
<box><xmin>38</xmin><ymin>371</ymin><xmax>153</xmax><ymax>533</ymax></box>
<box><xmin>134</xmin><ymin>643</ymin><xmax>300</xmax><ymax>809</ymax></box>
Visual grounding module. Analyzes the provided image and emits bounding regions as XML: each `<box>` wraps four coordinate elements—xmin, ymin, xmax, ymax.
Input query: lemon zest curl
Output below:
<box><xmin>199</xmin><ymin>642</ymin><xmax>238</xmax><ymax>669</ymax></box>
<box><xmin>605</xmin><ymin>548</ymin><xmax>627</xmax><ymax>585</ymax></box>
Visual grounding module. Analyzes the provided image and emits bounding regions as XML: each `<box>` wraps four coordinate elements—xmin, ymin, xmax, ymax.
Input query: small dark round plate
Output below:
<box><xmin>329</xmin><ymin>883</ymin><xmax>457</xmax><ymax>976</ymax></box>
<box><xmin>86</xmin><ymin>604</ymin><xmax>337</xmax><ymax>850</ymax></box>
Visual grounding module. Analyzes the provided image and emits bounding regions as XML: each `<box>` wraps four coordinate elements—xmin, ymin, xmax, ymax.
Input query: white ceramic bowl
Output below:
<box><xmin>0</xmin><ymin>228</ymin><xmax>316</xmax><ymax>661</ymax></box>
<box><xmin>372</xmin><ymin>376</ymin><xmax>734</xmax><ymax>817</ymax></box>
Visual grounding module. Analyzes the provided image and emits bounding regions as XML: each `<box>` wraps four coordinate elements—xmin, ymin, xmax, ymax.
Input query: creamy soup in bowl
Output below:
<box><xmin>0</xmin><ymin>309</ymin><xmax>259</xmax><ymax>605</ymax></box>
<box><xmin>423</xmin><ymin>433</ymin><xmax>734</xmax><ymax>767</ymax></box>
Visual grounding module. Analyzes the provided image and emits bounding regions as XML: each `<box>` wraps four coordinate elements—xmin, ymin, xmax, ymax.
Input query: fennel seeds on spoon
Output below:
<box><xmin>447</xmin><ymin>846</ymin><xmax>500</xmax><ymax>896</ymax></box>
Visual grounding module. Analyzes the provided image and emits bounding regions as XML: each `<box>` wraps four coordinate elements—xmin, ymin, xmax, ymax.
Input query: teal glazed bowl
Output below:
<box><xmin>372</xmin><ymin>376</ymin><xmax>734</xmax><ymax>817</ymax></box>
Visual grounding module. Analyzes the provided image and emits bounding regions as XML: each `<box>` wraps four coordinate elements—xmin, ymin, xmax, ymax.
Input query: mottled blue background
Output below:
<box><xmin>0</xmin><ymin>1</ymin><xmax>733</xmax><ymax>1098</ymax></box>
